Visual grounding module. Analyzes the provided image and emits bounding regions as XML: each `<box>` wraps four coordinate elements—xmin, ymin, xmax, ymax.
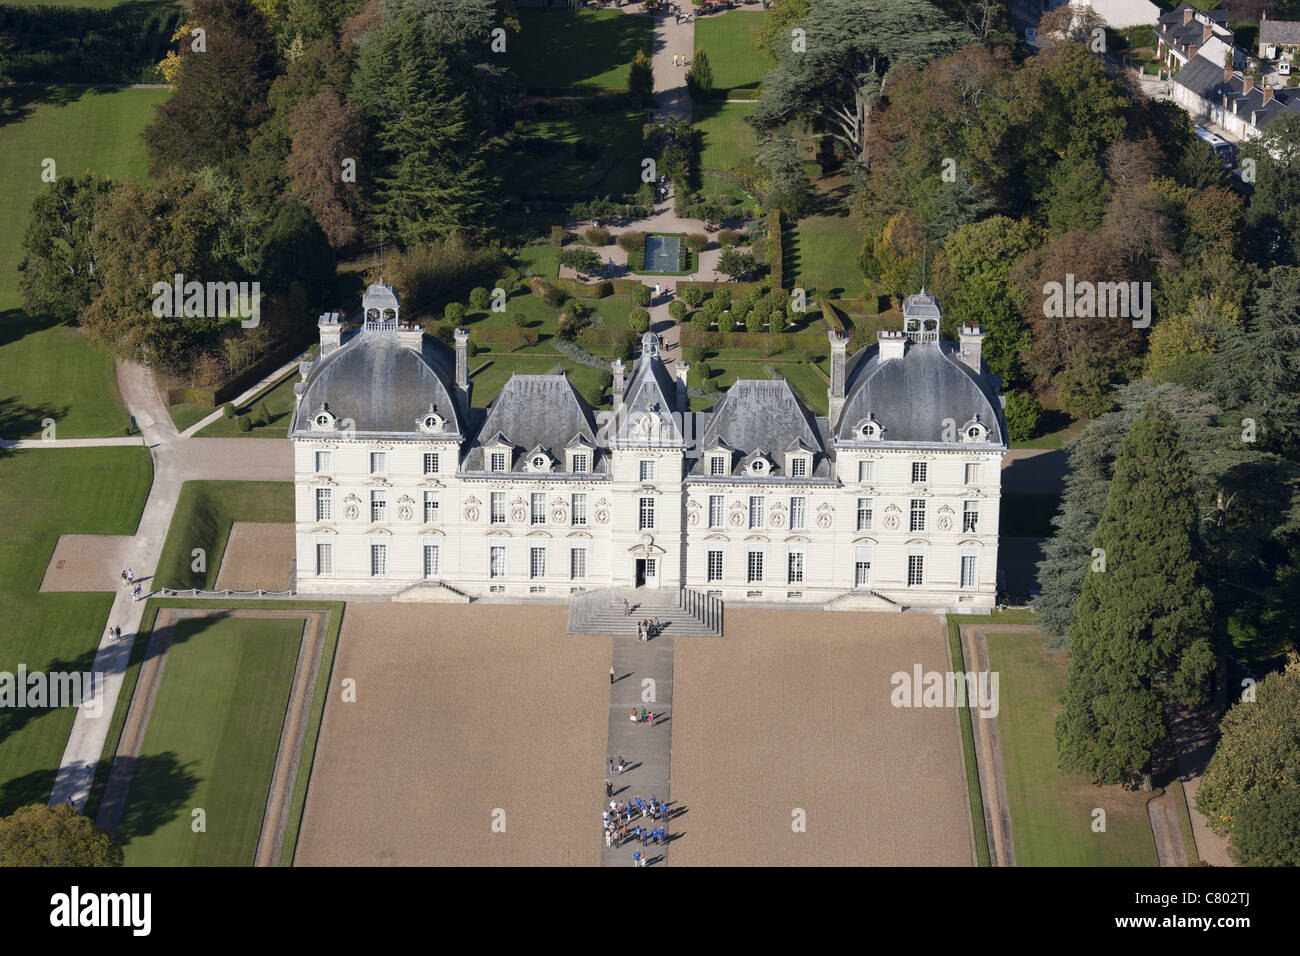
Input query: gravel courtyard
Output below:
<box><xmin>669</xmin><ymin>610</ymin><xmax>974</xmax><ymax>866</ymax></box>
<box><xmin>294</xmin><ymin>603</ymin><xmax>610</xmax><ymax>866</ymax></box>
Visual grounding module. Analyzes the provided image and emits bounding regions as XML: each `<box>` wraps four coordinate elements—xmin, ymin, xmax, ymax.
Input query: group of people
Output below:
<box><xmin>603</xmin><ymin>795</ymin><xmax>668</xmax><ymax>853</ymax></box>
<box><xmin>637</xmin><ymin>618</ymin><xmax>662</xmax><ymax>642</ymax></box>
<box><xmin>628</xmin><ymin>705</ymin><xmax>655</xmax><ymax>727</ymax></box>
<box><xmin>120</xmin><ymin>568</ymin><xmax>143</xmax><ymax>602</ymax></box>
<box><xmin>609</xmin><ymin>756</ymin><xmax>628</xmax><ymax>775</ymax></box>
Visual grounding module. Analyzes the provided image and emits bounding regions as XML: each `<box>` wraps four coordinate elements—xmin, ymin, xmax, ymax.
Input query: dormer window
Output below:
<box><xmin>788</xmin><ymin>456</ymin><xmax>808</xmax><ymax>478</ymax></box>
<box><xmin>709</xmin><ymin>455</ymin><xmax>727</xmax><ymax>476</ymax></box>
<box><xmin>419</xmin><ymin>412</ymin><xmax>445</xmax><ymax>434</ymax></box>
<box><xmin>571</xmin><ymin>453</ymin><xmax>589</xmax><ymax>474</ymax></box>
<box><xmin>748</xmin><ymin>458</ymin><xmax>769</xmax><ymax>477</ymax></box>
<box><xmin>856</xmin><ymin>417</ymin><xmax>882</xmax><ymax>441</ymax></box>
<box><xmin>310</xmin><ymin>406</ymin><xmax>335</xmax><ymax>432</ymax></box>
<box><xmin>529</xmin><ymin>453</ymin><xmax>551</xmax><ymax>473</ymax></box>
<box><xmin>490</xmin><ymin>451</ymin><xmax>508</xmax><ymax>472</ymax></box>
<box><xmin>961</xmin><ymin>418</ymin><xmax>988</xmax><ymax>443</ymax></box>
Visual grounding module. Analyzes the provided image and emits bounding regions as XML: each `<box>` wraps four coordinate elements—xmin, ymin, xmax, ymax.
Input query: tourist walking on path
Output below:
<box><xmin>623</xmin><ymin>597</ymin><xmax>630</xmax><ymax>616</ymax></box>
<box><xmin>610</xmin><ymin>665</ymin><xmax>615</xmax><ymax>684</ymax></box>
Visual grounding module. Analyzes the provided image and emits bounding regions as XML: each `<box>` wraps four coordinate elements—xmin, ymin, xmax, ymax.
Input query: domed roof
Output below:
<box><xmin>836</xmin><ymin>339</ymin><xmax>1004</xmax><ymax>446</ymax></box>
<box><xmin>290</xmin><ymin>330</ymin><xmax>462</xmax><ymax>438</ymax></box>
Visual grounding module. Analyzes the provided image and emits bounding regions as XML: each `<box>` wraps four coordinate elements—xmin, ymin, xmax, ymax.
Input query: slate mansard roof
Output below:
<box><xmin>691</xmin><ymin>380</ymin><xmax>831</xmax><ymax>479</ymax></box>
<box><xmin>461</xmin><ymin>374</ymin><xmax>607</xmax><ymax>474</ymax></box>
<box><xmin>837</xmin><ymin>339</ymin><xmax>1005</xmax><ymax>448</ymax></box>
<box><xmin>290</xmin><ymin>327</ymin><xmax>463</xmax><ymax>439</ymax></box>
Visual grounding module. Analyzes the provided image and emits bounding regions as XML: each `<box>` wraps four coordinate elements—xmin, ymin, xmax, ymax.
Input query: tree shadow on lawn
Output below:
<box><xmin>111</xmin><ymin>751</ymin><xmax>201</xmax><ymax>844</ymax></box>
<box><xmin>508</xmin><ymin>9</ymin><xmax>651</xmax><ymax>92</ymax></box>
<box><xmin>0</xmin><ymin>643</ymin><xmax>101</xmax><ymax>744</ymax></box>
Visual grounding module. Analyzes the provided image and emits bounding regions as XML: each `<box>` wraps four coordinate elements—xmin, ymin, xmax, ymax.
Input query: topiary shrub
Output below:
<box><xmin>696</xmin><ymin>362</ymin><xmax>713</xmax><ymax>384</ymax></box>
<box><xmin>617</xmin><ymin>231</ymin><xmax>647</xmax><ymax>252</ymax></box>
<box><xmin>469</xmin><ymin>287</ymin><xmax>491</xmax><ymax>311</ymax></box>
<box><xmin>684</xmin><ymin>345</ymin><xmax>704</xmax><ymax>365</ymax></box>
<box><xmin>628</xmin><ymin>309</ymin><xmax>651</xmax><ymax>334</ymax></box>
<box><xmin>718</xmin><ymin>229</ymin><xmax>742</xmax><ymax>248</ymax></box>
<box><xmin>236</xmin><ymin>415</ymin><xmax>253</xmax><ymax>432</ymax></box>
<box><xmin>680</xmin><ymin>285</ymin><xmax>704</xmax><ymax>307</ymax></box>
<box><xmin>631</xmin><ymin>283</ymin><xmax>652</xmax><ymax>307</ymax></box>
<box><xmin>668</xmin><ymin>299</ymin><xmax>687</xmax><ymax>320</ymax></box>
<box><xmin>582</xmin><ymin>226</ymin><xmax>612</xmax><ymax>246</ymax></box>
<box><xmin>445</xmin><ymin>302</ymin><xmax>466</xmax><ymax>324</ymax></box>
<box><xmin>222</xmin><ymin>403</ymin><xmax>236</xmax><ymax>419</ymax></box>
<box><xmin>1004</xmin><ymin>391</ymin><xmax>1044</xmax><ymax>442</ymax></box>
<box><xmin>745</xmin><ymin>309</ymin><xmax>763</xmax><ymax>333</ymax></box>
<box><xmin>254</xmin><ymin>402</ymin><xmax>270</xmax><ymax>427</ymax></box>
<box><xmin>712</xmin><ymin>288</ymin><xmax>732</xmax><ymax>311</ymax></box>
<box><xmin>769</xmin><ymin>309</ymin><xmax>788</xmax><ymax>334</ymax></box>
<box><xmin>685</xmin><ymin>233</ymin><xmax>708</xmax><ymax>254</ymax></box>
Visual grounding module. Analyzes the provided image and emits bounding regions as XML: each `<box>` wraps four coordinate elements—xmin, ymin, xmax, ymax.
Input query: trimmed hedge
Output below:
<box><xmin>550</xmin><ymin>225</ymin><xmax>565</xmax><ymax>247</ymax></box>
<box><xmin>768</xmin><ymin>210</ymin><xmax>784</xmax><ymax>291</ymax></box>
<box><xmin>680</xmin><ymin>329</ymin><xmax>831</xmax><ymax>351</ymax></box>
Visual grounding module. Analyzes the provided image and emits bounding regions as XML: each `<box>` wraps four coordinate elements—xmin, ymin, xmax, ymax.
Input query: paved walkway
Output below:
<box><xmin>649</xmin><ymin>9</ymin><xmax>693</xmax><ymax>124</ymax></box>
<box><xmin>601</xmin><ymin>631</ymin><xmax>676</xmax><ymax>866</ymax></box>
<box><xmin>47</xmin><ymin>360</ymin><xmax>294</xmax><ymax>809</ymax></box>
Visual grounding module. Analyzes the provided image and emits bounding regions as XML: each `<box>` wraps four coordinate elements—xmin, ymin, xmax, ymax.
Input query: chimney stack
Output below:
<box><xmin>1183</xmin><ymin>7</ymin><xmax>1194</xmax><ymax>24</ymax></box>
<box><xmin>674</xmin><ymin>361</ymin><xmax>690</xmax><ymax>411</ymax></box>
<box><xmin>1188</xmin><ymin>41</ymin><xmax>1199</xmax><ymax>59</ymax></box>
<box><xmin>1225</xmin><ymin>64</ymin><xmax>1234</xmax><ymax>85</ymax></box>
<box><xmin>453</xmin><ymin>327</ymin><xmax>470</xmax><ymax>416</ymax></box>
<box><xmin>877</xmin><ymin>329</ymin><xmax>906</xmax><ymax>362</ymax></box>
<box><xmin>318</xmin><ymin>312</ymin><xmax>341</xmax><ymax>357</ymax></box>
<box><xmin>397</xmin><ymin>320</ymin><xmax>424</xmax><ymax>352</ymax></box>
<box><xmin>959</xmin><ymin>324</ymin><xmax>985</xmax><ymax>373</ymax></box>
<box><xmin>612</xmin><ymin>358</ymin><xmax>626</xmax><ymax>410</ymax></box>
<box><xmin>1202</xmin><ymin>23</ymin><xmax>1213</xmax><ymax>42</ymax></box>
<box><xmin>1244</xmin><ymin>74</ymin><xmax>1255</xmax><ymax>94</ymax></box>
<box><xmin>1263</xmin><ymin>83</ymin><xmax>1275</xmax><ymax>104</ymax></box>
<box><xmin>827</xmin><ymin>330</ymin><xmax>848</xmax><ymax>425</ymax></box>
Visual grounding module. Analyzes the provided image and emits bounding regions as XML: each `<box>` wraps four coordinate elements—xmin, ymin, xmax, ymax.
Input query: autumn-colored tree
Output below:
<box><xmin>862</xmin><ymin>210</ymin><xmax>926</xmax><ymax>304</ymax></box>
<box><xmin>0</xmin><ymin>804</ymin><xmax>122</xmax><ymax>867</ymax></box>
<box><xmin>288</xmin><ymin>86</ymin><xmax>366</xmax><ymax>249</ymax></box>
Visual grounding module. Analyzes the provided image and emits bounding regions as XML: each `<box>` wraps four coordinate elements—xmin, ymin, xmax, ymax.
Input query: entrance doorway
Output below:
<box><xmin>633</xmin><ymin>557</ymin><xmax>658</xmax><ymax>588</ymax></box>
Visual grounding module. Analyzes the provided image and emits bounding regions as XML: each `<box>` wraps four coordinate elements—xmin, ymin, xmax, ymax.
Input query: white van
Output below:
<box><xmin>1195</xmin><ymin>125</ymin><xmax>1237</xmax><ymax>168</ymax></box>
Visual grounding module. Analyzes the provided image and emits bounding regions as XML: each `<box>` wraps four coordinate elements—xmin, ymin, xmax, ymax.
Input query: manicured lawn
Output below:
<box><xmin>166</xmin><ymin>402</ymin><xmax>214</xmax><ymax>434</ymax></box>
<box><xmin>696</xmin><ymin>357</ymin><xmax>828</xmax><ymax>416</ymax></box>
<box><xmin>117</xmin><ymin>614</ymin><xmax>303</xmax><ymax>866</ymax></box>
<box><xmin>693</xmin><ymin>100</ymin><xmax>757</xmax><ymax>172</ymax></box>
<box><xmin>493</xmin><ymin>108</ymin><xmax>647</xmax><ymax>199</ymax></box>
<box><xmin>517</xmin><ymin>245</ymin><xmax>560</xmax><ymax>279</ymax></box>
<box><xmin>0</xmin><ymin>86</ymin><xmax>167</xmax><ymax>437</ymax></box>
<box><xmin>194</xmin><ymin>372</ymin><xmax>300</xmax><ymax>438</ymax></box>
<box><xmin>154</xmin><ymin>481</ymin><xmax>294</xmax><ymax>590</ymax></box>
<box><xmin>986</xmin><ymin>631</ymin><xmax>1158</xmax><ymax>866</ymax></box>
<box><xmin>0</xmin><ymin>447</ymin><xmax>152</xmax><ymax>816</ymax></box>
<box><xmin>501</xmin><ymin>8</ymin><xmax>652</xmax><ymax>92</ymax></box>
<box><xmin>693</xmin><ymin>10</ymin><xmax>766</xmax><ymax>93</ymax></box>
<box><xmin>790</xmin><ymin>215</ymin><xmax>865</xmax><ymax>298</ymax></box>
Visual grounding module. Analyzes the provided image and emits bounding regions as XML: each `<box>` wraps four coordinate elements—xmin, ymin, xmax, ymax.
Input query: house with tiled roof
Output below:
<box><xmin>1157</xmin><ymin>3</ymin><xmax>1238</xmax><ymax>72</ymax></box>
<box><xmin>1259</xmin><ymin>10</ymin><xmax>1300</xmax><ymax>58</ymax></box>
<box><xmin>1172</xmin><ymin>55</ymin><xmax>1300</xmax><ymax>141</ymax></box>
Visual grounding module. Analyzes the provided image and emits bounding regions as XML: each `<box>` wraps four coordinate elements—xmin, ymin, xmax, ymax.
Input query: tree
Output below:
<box><xmin>1197</xmin><ymin>655</ymin><xmax>1300</xmax><ymax>842</ymax></box>
<box><xmin>287</xmin><ymin>86</ymin><xmax>366</xmax><ymax>250</ymax></box>
<box><xmin>145</xmin><ymin>0</ymin><xmax>278</xmax><ymax>180</ymax></box>
<box><xmin>1003</xmin><ymin>391</ymin><xmax>1042</xmax><ymax>441</ymax></box>
<box><xmin>354</xmin><ymin>6</ymin><xmax>496</xmax><ymax>245</ymax></box>
<box><xmin>0</xmin><ymin>803</ymin><xmax>123</xmax><ymax>866</ymax></box>
<box><xmin>18</xmin><ymin>173</ymin><xmax>119</xmax><ymax>323</ymax></box>
<box><xmin>1055</xmin><ymin>402</ymin><xmax>1216</xmax><ymax>785</ymax></box>
<box><xmin>754</xmin><ymin>137</ymin><xmax>811</xmax><ymax>217</ymax></box>
<box><xmin>1241</xmin><ymin>112</ymin><xmax>1300</xmax><ymax>266</ymax></box>
<box><xmin>1042</xmin><ymin>144</ymin><xmax>1108</xmax><ymax>236</ymax></box>
<box><xmin>862</xmin><ymin>209</ymin><xmax>926</xmax><ymax>304</ymax></box>
<box><xmin>558</xmin><ymin>247</ymin><xmax>602</xmax><ymax>275</ymax></box>
<box><xmin>749</xmin><ymin>0</ymin><xmax>970</xmax><ymax>169</ymax></box>
<box><xmin>259</xmin><ymin>198</ymin><xmax>334</xmax><ymax>298</ymax></box>
<box><xmin>628</xmin><ymin>309</ymin><xmax>650</xmax><ymax>334</ymax></box>
<box><xmin>718</xmin><ymin>250</ymin><xmax>757</xmax><ymax>279</ymax></box>
<box><xmin>631</xmin><ymin>284</ymin><xmax>652</xmax><ymax>307</ymax></box>
<box><xmin>468</xmin><ymin>286</ymin><xmax>491</xmax><ymax>310</ymax></box>
<box><xmin>1212</xmin><ymin>266</ymin><xmax>1300</xmax><ymax>456</ymax></box>
<box><xmin>628</xmin><ymin>48</ymin><xmax>653</xmax><ymax>105</ymax></box>
<box><xmin>686</xmin><ymin>48</ymin><xmax>713</xmax><ymax>101</ymax></box>
<box><xmin>1229</xmin><ymin>787</ymin><xmax>1300</xmax><ymax>866</ymax></box>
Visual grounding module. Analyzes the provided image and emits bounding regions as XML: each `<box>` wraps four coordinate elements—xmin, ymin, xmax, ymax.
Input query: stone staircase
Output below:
<box><xmin>568</xmin><ymin>587</ymin><xmax>723</xmax><ymax>637</ymax></box>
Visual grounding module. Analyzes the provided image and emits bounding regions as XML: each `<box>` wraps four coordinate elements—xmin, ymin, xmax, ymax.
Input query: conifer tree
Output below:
<box><xmin>1055</xmin><ymin>401</ymin><xmax>1216</xmax><ymax>785</ymax></box>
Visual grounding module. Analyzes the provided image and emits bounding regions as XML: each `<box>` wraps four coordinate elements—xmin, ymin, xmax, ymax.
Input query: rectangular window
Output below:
<box><xmin>315</xmin><ymin>451</ymin><xmax>332</xmax><ymax>473</ymax></box>
<box><xmin>572</xmin><ymin>453</ymin><xmax>588</xmax><ymax>474</ymax></box>
<box><xmin>908</xmin><ymin>553</ymin><xmax>924</xmax><ymax>587</ymax></box>
<box><xmin>424</xmin><ymin>544</ymin><xmax>440</xmax><ymax>579</ymax></box>
<box><xmin>315</xmin><ymin>488</ymin><xmax>332</xmax><ymax>522</ymax></box>
<box><xmin>531</xmin><ymin>492</ymin><xmax>546</xmax><ymax>525</ymax></box>
<box><xmin>961</xmin><ymin>553</ymin><xmax>978</xmax><ymax>589</ymax></box>
<box><xmin>530</xmin><ymin>546</ymin><xmax>546</xmax><ymax>579</ymax></box>
<box><xmin>370</xmin><ymin>451</ymin><xmax>387</xmax><ymax>474</ymax></box>
<box><xmin>490</xmin><ymin>545</ymin><xmax>506</xmax><ymax>578</ymax></box>
<box><xmin>572</xmin><ymin>493</ymin><xmax>587</xmax><ymax>526</ymax></box>
<box><xmin>639</xmin><ymin>496</ymin><xmax>655</xmax><ymax>531</ymax></box>
<box><xmin>710</xmin><ymin>455</ymin><xmax>727</xmax><ymax>476</ymax></box>
<box><xmin>709</xmin><ymin>495</ymin><xmax>724</xmax><ymax>529</ymax></box>
<box><xmin>790</xmin><ymin>497</ymin><xmax>806</xmax><ymax>530</ymax></box>
<box><xmin>707</xmin><ymin>549</ymin><xmax>723</xmax><ymax>583</ymax></box>
<box><xmin>491</xmin><ymin>492</ymin><xmax>506</xmax><ymax>525</ymax></box>
<box><xmin>858</xmin><ymin>460</ymin><xmax>873</xmax><ymax>483</ymax></box>
<box><xmin>963</xmin><ymin>501</ymin><xmax>979</xmax><ymax>534</ymax></box>
<box><xmin>571</xmin><ymin>548</ymin><xmax>587</xmax><ymax>580</ymax></box>
<box><xmin>315</xmin><ymin>542</ymin><xmax>332</xmax><ymax>576</ymax></box>
<box><xmin>370</xmin><ymin>543</ymin><xmax>387</xmax><ymax>576</ymax></box>
<box><xmin>640</xmin><ymin>460</ymin><xmax>656</xmax><ymax>481</ymax></box>
<box><xmin>911</xmin><ymin>461</ymin><xmax>927</xmax><ymax>484</ymax></box>
<box><xmin>790</xmin><ymin>457</ymin><xmax>807</xmax><ymax>477</ymax></box>
<box><xmin>856</xmin><ymin>497</ymin><xmax>873</xmax><ymax>532</ymax></box>
<box><xmin>423</xmin><ymin>491</ymin><xmax>439</xmax><ymax>524</ymax></box>
<box><xmin>422</xmin><ymin>453</ymin><xmax>438</xmax><ymax>475</ymax></box>
<box><xmin>854</xmin><ymin>546</ymin><xmax>872</xmax><ymax>587</ymax></box>
<box><xmin>490</xmin><ymin>451</ymin><xmax>507</xmax><ymax>473</ymax></box>
<box><xmin>749</xmin><ymin>496</ymin><xmax>765</xmax><ymax>530</ymax></box>
<box><xmin>965</xmin><ymin>462</ymin><xmax>981</xmax><ymax>485</ymax></box>
<box><xmin>371</xmin><ymin>490</ymin><xmax>387</xmax><ymax>523</ymax></box>
<box><xmin>910</xmin><ymin>499</ymin><xmax>925</xmax><ymax>532</ymax></box>
<box><xmin>747</xmin><ymin>550</ymin><xmax>764</xmax><ymax>584</ymax></box>
<box><xmin>787</xmin><ymin>550</ymin><xmax>804</xmax><ymax>584</ymax></box>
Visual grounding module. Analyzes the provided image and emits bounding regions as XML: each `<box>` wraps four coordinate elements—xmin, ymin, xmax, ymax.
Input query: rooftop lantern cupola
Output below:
<box><xmin>363</xmin><ymin>283</ymin><xmax>400</xmax><ymax>332</ymax></box>
<box><xmin>902</xmin><ymin>290</ymin><xmax>941</xmax><ymax>345</ymax></box>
